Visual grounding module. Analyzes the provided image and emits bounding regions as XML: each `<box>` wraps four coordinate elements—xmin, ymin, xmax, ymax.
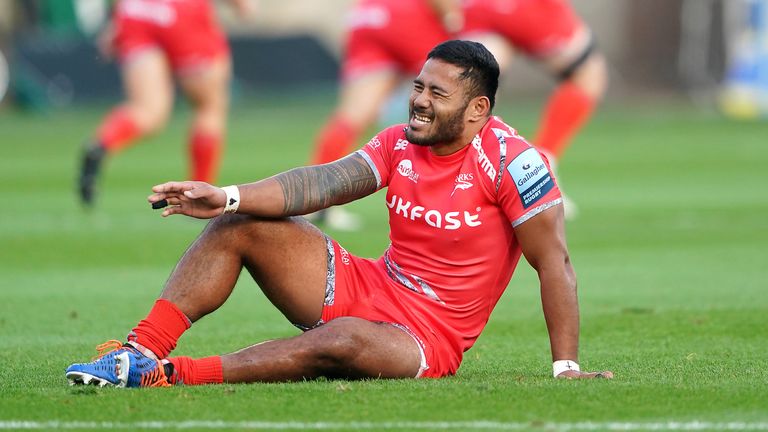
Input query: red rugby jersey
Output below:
<box><xmin>357</xmin><ymin>116</ymin><xmax>563</xmax><ymax>354</ymax></box>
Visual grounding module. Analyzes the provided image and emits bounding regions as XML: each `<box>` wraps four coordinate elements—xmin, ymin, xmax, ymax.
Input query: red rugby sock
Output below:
<box><xmin>310</xmin><ymin>115</ymin><xmax>359</xmax><ymax>165</ymax></box>
<box><xmin>127</xmin><ymin>299</ymin><xmax>191</xmax><ymax>359</ymax></box>
<box><xmin>534</xmin><ymin>82</ymin><xmax>596</xmax><ymax>160</ymax></box>
<box><xmin>97</xmin><ymin>108</ymin><xmax>141</xmax><ymax>152</ymax></box>
<box><xmin>166</xmin><ymin>356</ymin><xmax>223</xmax><ymax>385</ymax></box>
<box><xmin>189</xmin><ymin>129</ymin><xmax>222</xmax><ymax>183</ymax></box>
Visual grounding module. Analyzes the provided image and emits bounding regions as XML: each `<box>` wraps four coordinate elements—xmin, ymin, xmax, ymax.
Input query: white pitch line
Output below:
<box><xmin>1</xmin><ymin>421</ymin><xmax>768</xmax><ymax>430</ymax></box>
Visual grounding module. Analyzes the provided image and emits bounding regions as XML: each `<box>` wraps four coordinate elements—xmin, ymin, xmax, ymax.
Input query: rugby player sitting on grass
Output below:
<box><xmin>66</xmin><ymin>40</ymin><xmax>612</xmax><ymax>387</ymax></box>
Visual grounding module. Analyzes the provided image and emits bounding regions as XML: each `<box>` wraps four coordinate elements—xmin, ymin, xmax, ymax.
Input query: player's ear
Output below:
<box><xmin>466</xmin><ymin>96</ymin><xmax>491</xmax><ymax>123</ymax></box>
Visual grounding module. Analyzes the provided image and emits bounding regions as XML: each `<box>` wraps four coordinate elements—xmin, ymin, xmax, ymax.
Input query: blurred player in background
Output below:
<box><xmin>77</xmin><ymin>0</ymin><xmax>253</xmax><ymax>207</ymax></box>
<box><xmin>461</xmin><ymin>0</ymin><xmax>608</xmax><ymax>218</ymax></box>
<box><xmin>718</xmin><ymin>0</ymin><xmax>768</xmax><ymax>119</ymax></box>
<box><xmin>306</xmin><ymin>0</ymin><xmax>460</xmax><ymax>229</ymax></box>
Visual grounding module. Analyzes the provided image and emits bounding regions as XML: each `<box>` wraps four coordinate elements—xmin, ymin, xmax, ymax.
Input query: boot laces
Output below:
<box><xmin>92</xmin><ymin>339</ymin><xmax>124</xmax><ymax>360</ymax></box>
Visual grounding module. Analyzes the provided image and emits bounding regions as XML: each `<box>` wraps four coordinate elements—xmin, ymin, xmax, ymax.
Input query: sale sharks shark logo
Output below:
<box><xmin>451</xmin><ymin>173</ymin><xmax>474</xmax><ymax>196</ymax></box>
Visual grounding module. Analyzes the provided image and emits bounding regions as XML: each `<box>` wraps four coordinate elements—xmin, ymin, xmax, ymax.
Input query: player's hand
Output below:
<box><xmin>148</xmin><ymin>181</ymin><xmax>227</xmax><ymax>219</ymax></box>
<box><xmin>556</xmin><ymin>369</ymin><xmax>614</xmax><ymax>379</ymax></box>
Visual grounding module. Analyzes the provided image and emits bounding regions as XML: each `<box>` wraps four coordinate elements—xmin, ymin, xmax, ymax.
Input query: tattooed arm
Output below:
<box><xmin>148</xmin><ymin>153</ymin><xmax>378</xmax><ymax>219</ymax></box>
<box><xmin>234</xmin><ymin>152</ymin><xmax>379</xmax><ymax>217</ymax></box>
<box><xmin>273</xmin><ymin>153</ymin><xmax>378</xmax><ymax>215</ymax></box>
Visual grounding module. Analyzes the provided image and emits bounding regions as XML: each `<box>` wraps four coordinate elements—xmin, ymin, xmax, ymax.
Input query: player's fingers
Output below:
<box><xmin>567</xmin><ymin>371</ymin><xmax>613</xmax><ymax>379</ymax></box>
<box><xmin>161</xmin><ymin>206</ymin><xmax>184</xmax><ymax>217</ymax></box>
<box><xmin>183</xmin><ymin>184</ymin><xmax>216</xmax><ymax>200</ymax></box>
<box><xmin>165</xmin><ymin>197</ymin><xmax>183</xmax><ymax>207</ymax></box>
<box><xmin>555</xmin><ymin>369</ymin><xmax>613</xmax><ymax>379</ymax></box>
<box><xmin>147</xmin><ymin>192</ymin><xmax>180</xmax><ymax>205</ymax></box>
<box><xmin>148</xmin><ymin>192</ymin><xmax>189</xmax><ymax>210</ymax></box>
<box><xmin>152</xmin><ymin>181</ymin><xmax>195</xmax><ymax>194</ymax></box>
<box><xmin>148</xmin><ymin>192</ymin><xmax>175</xmax><ymax>201</ymax></box>
<box><xmin>555</xmin><ymin>370</ymin><xmax>578</xmax><ymax>379</ymax></box>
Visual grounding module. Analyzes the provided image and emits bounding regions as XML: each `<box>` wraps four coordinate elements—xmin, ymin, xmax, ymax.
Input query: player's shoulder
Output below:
<box><xmin>492</xmin><ymin>117</ymin><xmax>557</xmax><ymax>207</ymax></box>
<box><xmin>479</xmin><ymin>116</ymin><xmax>532</xmax><ymax>157</ymax></box>
<box><xmin>471</xmin><ymin>116</ymin><xmax>542</xmax><ymax>193</ymax></box>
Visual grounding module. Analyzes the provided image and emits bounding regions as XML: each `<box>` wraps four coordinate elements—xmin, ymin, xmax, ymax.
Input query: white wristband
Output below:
<box><xmin>221</xmin><ymin>185</ymin><xmax>240</xmax><ymax>214</ymax></box>
<box><xmin>553</xmin><ymin>360</ymin><xmax>580</xmax><ymax>377</ymax></box>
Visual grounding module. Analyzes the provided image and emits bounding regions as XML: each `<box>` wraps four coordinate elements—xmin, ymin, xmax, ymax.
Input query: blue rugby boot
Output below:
<box><xmin>66</xmin><ymin>340</ymin><xmax>170</xmax><ymax>388</ymax></box>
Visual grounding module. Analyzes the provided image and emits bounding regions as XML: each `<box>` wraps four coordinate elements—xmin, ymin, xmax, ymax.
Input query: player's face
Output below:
<box><xmin>406</xmin><ymin>59</ymin><xmax>470</xmax><ymax>147</ymax></box>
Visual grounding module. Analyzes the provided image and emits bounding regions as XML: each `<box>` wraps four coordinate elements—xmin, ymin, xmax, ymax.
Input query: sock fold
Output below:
<box><xmin>128</xmin><ymin>299</ymin><xmax>191</xmax><ymax>359</ymax></box>
<box><xmin>167</xmin><ymin>356</ymin><xmax>224</xmax><ymax>385</ymax></box>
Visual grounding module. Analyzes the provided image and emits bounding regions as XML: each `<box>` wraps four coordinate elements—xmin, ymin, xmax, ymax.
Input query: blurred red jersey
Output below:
<box><xmin>112</xmin><ymin>0</ymin><xmax>229</xmax><ymax>71</ymax></box>
<box><xmin>344</xmin><ymin>117</ymin><xmax>563</xmax><ymax>375</ymax></box>
<box><xmin>341</xmin><ymin>0</ymin><xmax>451</xmax><ymax>80</ymax></box>
<box><xmin>462</xmin><ymin>0</ymin><xmax>584</xmax><ymax>56</ymax></box>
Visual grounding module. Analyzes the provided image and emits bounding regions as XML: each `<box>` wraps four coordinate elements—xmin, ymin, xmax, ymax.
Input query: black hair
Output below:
<box><xmin>426</xmin><ymin>40</ymin><xmax>500</xmax><ymax>109</ymax></box>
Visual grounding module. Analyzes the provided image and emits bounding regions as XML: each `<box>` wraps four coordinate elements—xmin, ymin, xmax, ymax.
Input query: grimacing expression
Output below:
<box><xmin>405</xmin><ymin>59</ymin><xmax>471</xmax><ymax>147</ymax></box>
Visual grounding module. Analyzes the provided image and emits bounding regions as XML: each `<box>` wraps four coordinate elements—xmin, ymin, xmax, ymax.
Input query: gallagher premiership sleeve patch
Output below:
<box><xmin>507</xmin><ymin>148</ymin><xmax>554</xmax><ymax>208</ymax></box>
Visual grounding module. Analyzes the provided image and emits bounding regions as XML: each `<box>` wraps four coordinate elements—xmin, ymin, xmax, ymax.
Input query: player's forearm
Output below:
<box><xmin>275</xmin><ymin>153</ymin><xmax>378</xmax><ymax>214</ymax></box>
<box><xmin>235</xmin><ymin>153</ymin><xmax>378</xmax><ymax>217</ymax></box>
<box><xmin>539</xmin><ymin>261</ymin><xmax>580</xmax><ymax>361</ymax></box>
<box><xmin>230</xmin><ymin>178</ymin><xmax>289</xmax><ymax>217</ymax></box>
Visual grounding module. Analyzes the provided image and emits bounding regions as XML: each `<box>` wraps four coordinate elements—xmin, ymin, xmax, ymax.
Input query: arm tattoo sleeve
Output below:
<box><xmin>274</xmin><ymin>153</ymin><xmax>378</xmax><ymax>215</ymax></box>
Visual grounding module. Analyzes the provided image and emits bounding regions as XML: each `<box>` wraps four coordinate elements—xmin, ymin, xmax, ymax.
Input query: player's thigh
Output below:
<box><xmin>536</xmin><ymin>24</ymin><xmax>608</xmax><ymax>97</ymax></box>
<box><xmin>310</xmin><ymin>317</ymin><xmax>422</xmax><ymax>379</ymax></box>
<box><xmin>230</xmin><ymin>215</ymin><xmax>329</xmax><ymax>328</ymax></box>
<box><xmin>537</xmin><ymin>24</ymin><xmax>593</xmax><ymax>73</ymax></box>
<box><xmin>121</xmin><ymin>49</ymin><xmax>174</xmax><ymax>126</ymax></box>
<box><xmin>336</xmin><ymin>70</ymin><xmax>401</xmax><ymax>127</ymax></box>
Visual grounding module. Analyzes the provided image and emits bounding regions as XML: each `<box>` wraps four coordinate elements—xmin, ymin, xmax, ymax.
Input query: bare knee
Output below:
<box><xmin>570</xmin><ymin>53</ymin><xmax>609</xmax><ymax>100</ymax></box>
<box><xmin>203</xmin><ymin>213</ymin><xmax>306</xmax><ymax>253</ymax></box>
<box><xmin>303</xmin><ymin>318</ymin><xmax>367</xmax><ymax>377</ymax></box>
<box><xmin>123</xmin><ymin>102</ymin><xmax>171</xmax><ymax>135</ymax></box>
<box><xmin>181</xmin><ymin>62</ymin><xmax>230</xmax><ymax>134</ymax></box>
<box><xmin>301</xmin><ymin>318</ymin><xmax>421</xmax><ymax>379</ymax></box>
<box><xmin>204</xmin><ymin>213</ymin><xmax>272</xmax><ymax>244</ymax></box>
<box><xmin>191</xmin><ymin>106</ymin><xmax>227</xmax><ymax>136</ymax></box>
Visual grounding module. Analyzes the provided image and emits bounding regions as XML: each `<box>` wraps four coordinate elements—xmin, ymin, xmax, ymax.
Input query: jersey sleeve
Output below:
<box><xmin>497</xmin><ymin>144</ymin><xmax>563</xmax><ymax>227</ymax></box>
<box><xmin>355</xmin><ymin>125</ymin><xmax>402</xmax><ymax>190</ymax></box>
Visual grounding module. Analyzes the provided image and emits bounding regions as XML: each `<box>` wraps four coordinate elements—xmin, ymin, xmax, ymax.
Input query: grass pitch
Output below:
<box><xmin>0</xmin><ymin>93</ymin><xmax>767</xmax><ymax>430</ymax></box>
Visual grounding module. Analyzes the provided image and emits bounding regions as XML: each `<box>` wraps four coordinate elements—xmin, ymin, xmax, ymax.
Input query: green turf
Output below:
<box><xmin>0</xmin><ymin>93</ymin><xmax>766</xmax><ymax>430</ymax></box>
